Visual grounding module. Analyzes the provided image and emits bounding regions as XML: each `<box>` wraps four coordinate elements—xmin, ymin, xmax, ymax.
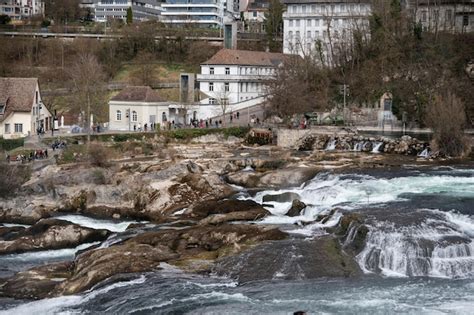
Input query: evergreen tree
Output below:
<box><xmin>264</xmin><ymin>0</ymin><xmax>284</xmax><ymax>52</ymax></box>
<box><xmin>126</xmin><ymin>7</ymin><xmax>133</xmax><ymax>25</ymax></box>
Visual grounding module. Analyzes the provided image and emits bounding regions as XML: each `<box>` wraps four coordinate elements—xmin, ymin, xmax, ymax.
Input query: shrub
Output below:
<box><xmin>426</xmin><ymin>91</ymin><xmax>470</xmax><ymax>157</ymax></box>
<box><xmin>0</xmin><ymin>163</ymin><xmax>31</xmax><ymax>198</ymax></box>
<box><xmin>91</xmin><ymin>169</ymin><xmax>107</xmax><ymax>185</ymax></box>
<box><xmin>0</xmin><ymin>138</ymin><xmax>24</xmax><ymax>151</ymax></box>
<box><xmin>88</xmin><ymin>143</ymin><xmax>112</xmax><ymax>167</ymax></box>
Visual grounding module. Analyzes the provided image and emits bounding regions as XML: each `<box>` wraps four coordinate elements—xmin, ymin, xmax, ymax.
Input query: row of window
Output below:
<box><xmin>4</xmin><ymin>123</ymin><xmax>23</xmax><ymax>134</ymax></box>
<box><xmin>420</xmin><ymin>10</ymin><xmax>470</xmax><ymax>26</ymax></box>
<box><xmin>288</xmin><ymin>29</ymin><xmax>351</xmax><ymax>40</ymax></box>
<box><xmin>96</xmin><ymin>8</ymin><xmax>128</xmax><ymax>11</ymax></box>
<box><xmin>288</xmin><ymin>3</ymin><xmax>370</xmax><ymax>15</ymax></box>
<box><xmin>115</xmin><ymin>110</ymin><xmax>170</xmax><ymax>122</ymax></box>
<box><xmin>288</xmin><ymin>17</ymin><xmax>362</xmax><ymax>28</ymax></box>
<box><xmin>208</xmin><ymin>82</ymin><xmax>230</xmax><ymax>92</ymax></box>
<box><xmin>240</xmin><ymin>82</ymin><xmax>263</xmax><ymax>93</ymax></box>
<box><xmin>208</xmin><ymin>67</ymin><xmax>275</xmax><ymax>76</ymax></box>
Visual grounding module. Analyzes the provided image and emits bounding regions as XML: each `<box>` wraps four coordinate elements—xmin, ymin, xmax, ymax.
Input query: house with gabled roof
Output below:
<box><xmin>0</xmin><ymin>78</ymin><xmax>52</xmax><ymax>139</ymax></box>
<box><xmin>197</xmin><ymin>49</ymin><xmax>291</xmax><ymax>105</ymax></box>
<box><xmin>108</xmin><ymin>86</ymin><xmax>189</xmax><ymax>131</ymax></box>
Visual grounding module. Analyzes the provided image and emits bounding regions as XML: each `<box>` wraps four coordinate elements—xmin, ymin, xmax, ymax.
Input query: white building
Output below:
<box><xmin>197</xmin><ymin>49</ymin><xmax>289</xmax><ymax>105</ymax></box>
<box><xmin>0</xmin><ymin>78</ymin><xmax>52</xmax><ymax>139</ymax></box>
<box><xmin>108</xmin><ymin>86</ymin><xmax>189</xmax><ymax>130</ymax></box>
<box><xmin>405</xmin><ymin>0</ymin><xmax>474</xmax><ymax>33</ymax></box>
<box><xmin>93</xmin><ymin>0</ymin><xmax>163</xmax><ymax>22</ymax></box>
<box><xmin>0</xmin><ymin>0</ymin><xmax>44</xmax><ymax>20</ymax></box>
<box><xmin>282</xmin><ymin>0</ymin><xmax>371</xmax><ymax>61</ymax></box>
<box><xmin>161</xmin><ymin>0</ymin><xmax>236</xmax><ymax>27</ymax></box>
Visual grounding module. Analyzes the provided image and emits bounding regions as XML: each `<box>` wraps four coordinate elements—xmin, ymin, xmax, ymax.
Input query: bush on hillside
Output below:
<box><xmin>0</xmin><ymin>163</ymin><xmax>31</xmax><ymax>198</ymax></box>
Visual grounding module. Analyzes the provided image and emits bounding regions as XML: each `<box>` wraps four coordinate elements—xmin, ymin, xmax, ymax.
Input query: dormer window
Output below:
<box><xmin>209</xmin><ymin>67</ymin><xmax>215</xmax><ymax>75</ymax></box>
<box><xmin>0</xmin><ymin>103</ymin><xmax>4</xmax><ymax>115</ymax></box>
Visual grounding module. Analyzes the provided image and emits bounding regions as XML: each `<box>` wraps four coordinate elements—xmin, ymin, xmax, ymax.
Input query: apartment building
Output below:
<box><xmin>282</xmin><ymin>0</ymin><xmax>371</xmax><ymax>60</ymax></box>
<box><xmin>197</xmin><ymin>49</ymin><xmax>290</xmax><ymax>105</ymax></box>
<box><xmin>0</xmin><ymin>0</ymin><xmax>44</xmax><ymax>20</ymax></box>
<box><xmin>93</xmin><ymin>0</ymin><xmax>163</xmax><ymax>22</ymax></box>
<box><xmin>161</xmin><ymin>0</ymin><xmax>236</xmax><ymax>28</ymax></box>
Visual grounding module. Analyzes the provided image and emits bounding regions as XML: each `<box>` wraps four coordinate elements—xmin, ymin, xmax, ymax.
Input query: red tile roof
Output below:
<box><xmin>203</xmin><ymin>49</ymin><xmax>291</xmax><ymax>66</ymax></box>
<box><xmin>0</xmin><ymin>77</ymin><xmax>38</xmax><ymax>122</ymax></box>
<box><xmin>110</xmin><ymin>86</ymin><xmax>165</xmax><ymax>102</ymax></box>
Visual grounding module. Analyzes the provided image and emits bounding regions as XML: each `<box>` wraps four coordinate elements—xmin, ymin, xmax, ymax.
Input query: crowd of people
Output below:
<box><xmin>5</xmin><ymin>149</ymin><xmax>49</xmax><ymax>164</ymax></box>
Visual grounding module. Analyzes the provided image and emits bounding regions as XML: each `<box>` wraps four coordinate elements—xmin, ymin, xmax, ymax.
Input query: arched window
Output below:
<box><xmin>116</xmin><ymin>110</ymin><xmax>122</xmax><ymax>121</ymax></box>
<box><xmin>162</xmin><ymin>112</ymin><xmax>167</xmax><ymax>122</ymax></box>
<box><xmin>132</xmin><ymin>111</ymin><xmax>137</xmax><ymax>122</ymax></box>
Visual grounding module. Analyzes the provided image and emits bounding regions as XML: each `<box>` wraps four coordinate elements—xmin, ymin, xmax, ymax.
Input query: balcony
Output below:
<box><xmin>197</xmin><ymin>74</ymin><xmax>271</xmax><ymax>81</ymax></box>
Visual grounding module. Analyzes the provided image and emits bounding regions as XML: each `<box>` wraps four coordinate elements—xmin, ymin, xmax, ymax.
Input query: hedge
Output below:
<box><xmin>0</xmin><ymin>138</ymin><xmax>24</xmax><ymax>151</ymax></box>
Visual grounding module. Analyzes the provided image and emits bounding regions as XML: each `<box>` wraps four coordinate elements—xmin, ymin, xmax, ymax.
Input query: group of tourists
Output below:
<box><xmin>5</xmin><ymin>149</ymin><xmax>49</xmax><ymax>164</ymax></box>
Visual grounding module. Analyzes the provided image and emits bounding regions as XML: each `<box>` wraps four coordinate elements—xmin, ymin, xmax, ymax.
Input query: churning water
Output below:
<box><xmin>1</xmin><ymin>166</ymin><xmax>473</xmax><ymax>314</ymax></box>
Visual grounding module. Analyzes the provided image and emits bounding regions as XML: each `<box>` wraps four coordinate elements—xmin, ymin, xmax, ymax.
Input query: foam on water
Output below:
<box><xmin>0</xmin><ymin>275</ymin><xmax>147</xmax><ymax>315</ymax></box>
<box><xmin>55</xmin><ymin>214</ymin><xmax>145</xmax><ymax>232</ymax></box>
<box><xmin>0</xmin><ymin>242</ymin><xmax>100</xmax><ymax>262</ymax></box>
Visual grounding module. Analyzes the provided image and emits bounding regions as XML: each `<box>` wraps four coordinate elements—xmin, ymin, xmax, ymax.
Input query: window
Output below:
<box><xmin>132</xmin><ymin>111</ymin><xmax>137</xmax><ymax>122</ymax></box>
<box><xmin>311</xmin><ymin>5</ymin><xmax>316</xmax><ymax>13</ymax></box>
<box><xmin>224</xmin><ymin>82</ymin><xmax>230</xmax><ymax>92</ymax></box>
<box><xmin>341</xmin><ymin>4</ymin><xmax>345</xmax><ymax>12</ymax></box>
<box><xmin>162</xmin><ymin>112</ymin><xmax>167</xmax><ymax>122</ymax></box>
<box><xmin>209</xmin><ymin>82</ymin><xmax>214</xmax><ymax>91</ymax></box>
<box><xmin>14</xmin><ymin>123</ymin><xmax>23</xmax><ymax>133</ymax></box>
<box><xmin>209</xmin><ymin>98</ymin><xmax>216</xmax><ymax>104</ymax></box>
<box><xmin>306</xmin><ymin>43</ymin><xmax>311</xmax><ymax>51</ymax></box>
<box><xmin>225</xmin><ymin>67</ymin><xmax>230</xmax><ymax>75</ymax></box>
<box><xmin>463</xmin><ymin>15</ymin><xmax>469</xmax><ymax>26</ymax></box>
<box><xmin>0</xmin><ymin>103</ymin><xmax>4</xmax><ymax>114</ymax></box>
<box><xmin>4</xmin><ymin>123</ymin><xmax>10</xmax><ymax>134</ymax></box>
<box><xmin>296</xmin><ymin>19</ymin><xmax>300</xmax><ymax>27</ymax></box>
<box><xmin>116</xmin><ymin>110</ymin><xmax>122</xmax><ymax>121</ymax></box>
<box><xmin>302</xmin><ymin>5</ymin><xmax>306</xmax><ymax>13</ymax></box>
<box><xmin>289</xmin><ymin>20</ymin><xmax>293</xmax><ymax>27</ymax></box>
<box><xmin>253</xmin><ymin>11</ymin><xmax>257</xmax><ymax>17</ymax></box>
<box><xmin>306</xmin><ymin>19</ymin><xmax>311</xmax><ymax>27</ymax></box>
<box><xmin>292</xmin><ymin>5</ymin><xmax>296</xmax><ymax>13</ymax></box>
<box><xmin>35</xmin><ymin>91</ymin><xmax>38</xmax><ymax>104</ymax></box>
<box><xmin>315</xmin><ymin>30</ymin><xmax>319</xmax><ymax>37</ymax></box>
<box><xmin>288</xmin><ymin>31</ymin><xmax>293</xmax><ymax>39</ymax></box>
<box><xmin>421</xmin><ymin>11</ymin><xmax>427</xmax><ymax>22</ymax></box>
<box><xmin>315</xmin><ymin>19</ymin><xmax>320</xmax><ymax>27</ymax></box>
<box><xmin>446</xmin><ymin>9</ymin><xmax>452</xmax><ymax>22</ymax></box>
<box><xmin>307</xmin><ymin>31</ymin><xmax>311</xmax><ymax>38</ymax></box>
<box><xmin>209</xmin><ymin>67</ymin><xmax>214</xmax><ymax>75</ymax></box>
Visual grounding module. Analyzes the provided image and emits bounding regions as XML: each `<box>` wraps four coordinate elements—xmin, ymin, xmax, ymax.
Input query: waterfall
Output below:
<box><xmin>325</xmin><ymin>139</ymin><xmax>337</xmax><ymax>151</ymax></box>
<box><xmin>357</xmin><ymin>211</ymin><xmax>474</xmax><ymax>279</ymax></box>
<box><xmin>418</xmin><ymin>148</ymin><xmax>430</xmax><ymax>158</ymax></box>
<box><xmin>353</xmin><ymin>141</ymin><xmax>364</xmax><ymax>152</ymax></box>
<box><xmin>371</xmin><ymin>142</ymin><xmax>383</xmax><ymax>153</ymax></box>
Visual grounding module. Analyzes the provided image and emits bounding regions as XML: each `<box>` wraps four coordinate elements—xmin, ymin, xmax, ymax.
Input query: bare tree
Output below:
<box><xmin>130</xmin><ymin>51</ymin><xmax>157</xmax><ymax>86</ymax></box>
<box><xmin>70</xmin><ymin>53</ymin><xmax>106</xmax><ymax>149</ymax></box>
<box><xmin>426</xmin><ymin>90</ymin><xmax>469</xmax><ymax>157</ymax></box>
<box><xmin>215</xmin><ymin>86</ymin><xmax>231</xmax><ymax>127</ymax></box>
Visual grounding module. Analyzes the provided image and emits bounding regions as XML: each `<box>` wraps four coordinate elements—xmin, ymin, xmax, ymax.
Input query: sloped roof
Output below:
<box><xmin>0</xmin><ymin>77</ymin><xmax>38</xmax><ymax>122</ymax></box>
<box><xmin>203</xmin><ymin>49</ymin><xmax>291</xmax><ymax>67</ymax></box>
<box><xmin>110</xmin><ymin>86</ymin><xmax>165</xmax><ymax>102</ymax></box>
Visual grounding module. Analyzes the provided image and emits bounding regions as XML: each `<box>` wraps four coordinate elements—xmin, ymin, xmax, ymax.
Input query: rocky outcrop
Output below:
<box><xmin>213</xmin><ymin>236</ymin><xmax>361</xmax><ymax>283</ymax></box>
<box><xmin>226</xmin><ymin>167</ymin><xmax>319</xmax><ymax>189</ymax></box>
<box><xmin>0</xmin><ymin>223</ymin><xmax>286</xmax><ymax>299</ymax></box>
<box><xmin>287</xmin><ymin>199</ymin><xmax>306</xmax><ymax>217</ymax></box>
<box><xmin>0</xmin><ymin>219</ymin><xmax>110</xmax><ymax>255</ymax></box>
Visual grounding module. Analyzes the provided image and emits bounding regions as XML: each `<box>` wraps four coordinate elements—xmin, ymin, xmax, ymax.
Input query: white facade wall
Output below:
<box><xmin>197</xmin><ymin>64</ymin><xmax>275</xmax><ymax>105</ymax></box>
<box><xmin>108</xmin><ymin>101</ymin><xmax>173</xmax><ymax>130</ymax></box>
<box><xmin>283</xmin><ymin>1</ymin><xmax>371</xmax><ymax>60</ymax></box>
<box><xmin>0</xmin><ymin>83</ymin><xmax>51</xmax><ymax>139</ymax></box>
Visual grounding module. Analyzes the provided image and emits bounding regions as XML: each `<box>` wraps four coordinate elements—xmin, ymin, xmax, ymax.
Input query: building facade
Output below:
<box><xmin>109</xmin><ymin>86</ymin><xmax>188</xmax><ymax>130</ymax></box>
<box><xmin>405</xmin><ymin>0</ymin><xmax>473</xmax><ymax>33</ymax></box>
<box><xmin>161</xmin><ymin>0</ymin><xmax>236</xmax><ymax>27</ymax></box>
<box><xmin>282</xmin><ymin>0</ymin><xmax>371</xmax><ymax>61</ymax></box>
<box><xmin>242</xmin><ymin>0</ymin><xmax>268</xmax><ymax>33</ymax></box>
<box><xmin>197</xmin><ymin>49</ymin><xmax>289</xmax><ymax>105</ymax></box>
<box><xmin>0</xmin><ymin>78</ymin><xmax>52</xmax><ymax>139</ymax></box>
<box><xmin>93</xmin><ymin>0</ymin><xmax>163</xmax><ymax>22</ymax></box>
<box><xmin>0</xmin><ymin>0</ymin><xmax>44</xmax><ymax>20</ymax></box>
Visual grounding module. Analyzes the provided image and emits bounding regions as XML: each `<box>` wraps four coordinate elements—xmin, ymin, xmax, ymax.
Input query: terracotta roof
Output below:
<box><xmin>0</xmin><ymin>77</ymin><xmax>38</xmax><ymax>122</ymax></box>
<box><xmin>203</xmin><ymin>49</ymin><xmax>291</xmax><ymax>67</ymax></box>
<box><xmin>110</xmin><ymin>86</ymin><xmax>165</xmax><ymax>102</ymax></box>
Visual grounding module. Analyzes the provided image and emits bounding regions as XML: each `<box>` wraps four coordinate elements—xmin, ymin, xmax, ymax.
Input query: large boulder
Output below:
<box><xmin>262</xmin><ymin>192</ymin><xmax>300</xmax><ymax>203</ymax></box>
<box><xmin>0</xmin><ymin>219</ymin><xmax>110</xmax><ymax>255</ymax></box>
<box><xmin>213</xmin><ymin>236</ymin><xmax>361</xmax><ymax>283</ymax></box>
<box><xmin>226</xmin><ymin>167</ymin><xmax>319</xmax><ymax>189</ymax></box>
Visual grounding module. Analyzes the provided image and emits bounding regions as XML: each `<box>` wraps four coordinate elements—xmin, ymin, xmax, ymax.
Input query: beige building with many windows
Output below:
<box><xmin>282</xmin><ymin>0</ymin><xmax>371</xmax><ymax>62</ymax></box>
